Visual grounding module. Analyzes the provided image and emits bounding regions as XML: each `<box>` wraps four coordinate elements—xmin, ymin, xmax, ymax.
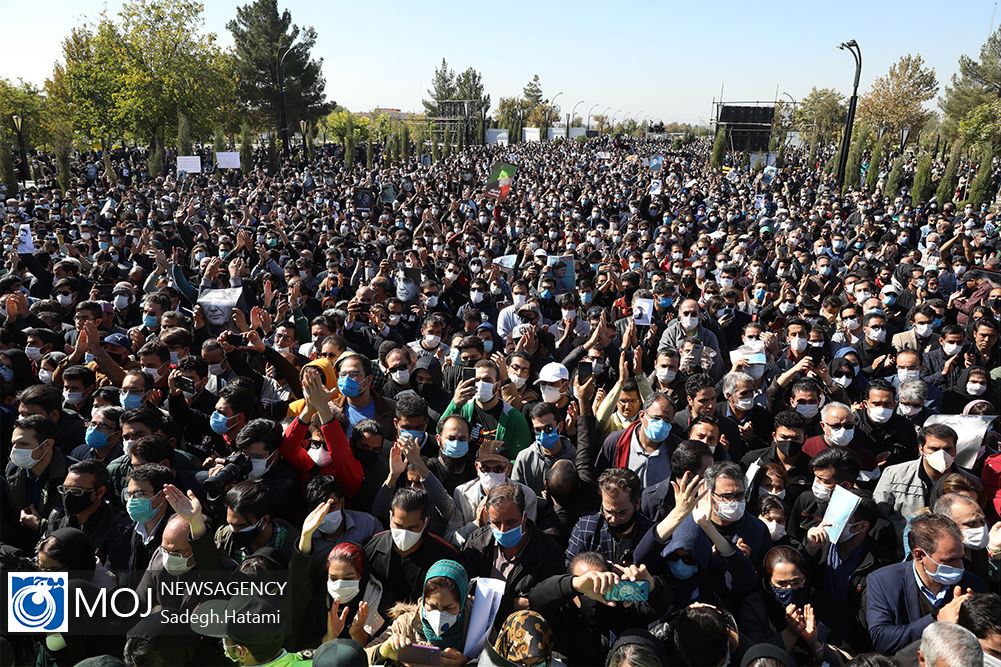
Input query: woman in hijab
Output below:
<box><xmin>480</xmin><ymin>610</ymin><xmax>559</xmax><ymax>667</ymax></box>
<box><xmin>0</xmin><ymin>349</ymin><xmax>39</xmax><ymax>405</ymax></box>
<box><xmin>36</xmin><ymin>527</ymin><xmax>116</xmax><ymax>590</ymax></box>
<box><xmin>944</xmin><ymin>366</ymin><xmax>996</xmax><ymax>413</ymax></box>
<box><xmin>828</xmin><ymin>354</ymin><xmax>866</xmax><ymax>403</ymax></box>
<box><xmin>372</xmin><ymin>559</ymin><xmax>472</xmax><ymax>666</ymax></box>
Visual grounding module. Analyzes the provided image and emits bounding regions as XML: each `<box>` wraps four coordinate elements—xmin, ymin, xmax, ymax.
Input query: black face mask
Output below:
<box><xmin>606</xmin><ymin>510</ymin><xmax>637</xmax><ymax>536</ymax></box>
<box><xmin>414</xmin><ymin>382</ymin><xmax>433</xmax><ymax>396</ymax></box>
<box><xmin>776</xmin><ymin>439</ymin><xmax>803</xmax><ymax>458</ymax></box>
<box><xmin>230</xmin><ymin>523</ymin><xmax>261</xmax><ymax>549</ymax></box>
<box><xmin>62</xmin><ymin>491</ymin><xmax>94</xmax><ymax>516</ymax></box>
<box><xmin>353</xmin><ymin>448</ymin><xmax>379</xmax><ymax>468</ymax></box>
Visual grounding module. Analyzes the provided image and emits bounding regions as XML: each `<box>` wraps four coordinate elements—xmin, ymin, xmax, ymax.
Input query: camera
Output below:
<box><xmin>203</xmin><ymin>452</ymin><xmax>253</xmax><ymax>497</ymax></box>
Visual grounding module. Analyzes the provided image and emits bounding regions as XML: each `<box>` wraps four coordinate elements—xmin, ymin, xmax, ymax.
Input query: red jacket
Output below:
<box><xmin>280</xmin><ymin>416</ymin><xmax>363</xmax><ymax>497</ymax></box>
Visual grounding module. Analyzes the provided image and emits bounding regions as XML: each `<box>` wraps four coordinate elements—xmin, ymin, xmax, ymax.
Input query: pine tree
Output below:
<box><xmin>177</xmin><ymin>114</ymin><xmax>193</xmax><ymax>154</ymax></box>
<box><xmin>911</xmin><ymin>154</ymin><xmax>933</xmax><ymax>206</ymax></box>
<box><xmin>967</xmin><ymin>146</ymin><xmax>996</xmax><ymax>209</ymax></box>
<box><xmin>865</xmin><ymin>135</ymin><xmax>885</xmax><ymax>191</ymax></box>
<box><xmin>56</xmin><ymin>148</ymin><xmax>71</xmax><ymax>192</ymax></box>
<box><xmin>844</xmin><ymin>126</ymin><xmax>870</xmax><ymax>192</ymax></box>
<box><xmin>239</xmin><ymin>123</ymin><xmax>253</xmax><ymax>172</ymax></box>
<box><xmin>935</xmin><ymin>142</ymin><xmax>962</xmax><ymax>205</ymax></box>
<box><xmin>710</xmin><ymin>127</ymin><xmax>726</xmax><ymax>169</ymax></box>
<box><xmin>885</xmin><ymin>157</ymin><xmax>904</xmax><ymax>199</ymax></box>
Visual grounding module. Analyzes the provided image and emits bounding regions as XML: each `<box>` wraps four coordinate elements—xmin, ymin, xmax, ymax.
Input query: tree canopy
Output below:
<box><xmin>857</xmin><ymin>54</ymin><xmax>938</xmax><ymax>137</ymax></box>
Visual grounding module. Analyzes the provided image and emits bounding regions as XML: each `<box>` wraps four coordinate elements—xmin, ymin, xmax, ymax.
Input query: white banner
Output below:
<box><xmin>177</xmin><ymin>156</ymin><xmax>201</xmax><ymax>174</ymax></box>
<box><xmin>216</xmin><ymin>152</ymin><xmax>241</xmax><ymax>169</ymax></box>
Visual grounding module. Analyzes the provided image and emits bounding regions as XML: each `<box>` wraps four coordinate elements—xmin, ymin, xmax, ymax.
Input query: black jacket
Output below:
<box><xmin>459</xmin><ymin>520</ymin><xmax>564</xmax><ymax>627</ymax></box>
<box><xmin>362</xmin><ymin>529</ymin><xmax>458</xmax><ymax>613</ymax></box>
<box><xmin>44</xmin><ymin>500</ymin><xmax>134</xmax><ymax>571</ymax></box>
<box><xmin>855</xmin><ymin>408</ymin><xmax>917</xmax><ymax>466</ymax></box>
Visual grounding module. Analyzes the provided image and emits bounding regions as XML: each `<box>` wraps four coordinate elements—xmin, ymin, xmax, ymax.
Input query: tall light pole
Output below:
<box><xmin>586</xmin><ymin>104</ymin><xmax>598</xmax><ymax>133</ymax></box>
<box><xmin>277</xmin><ymin>40</ymin><xmax>297</xmax><ymax>158</ymax></box>
<box><xmin>611</xmin><ymin>110</ymin><xmax>623</xmax><ymax>130</ymax></box>
<box><xmin>299</xmin><ymin>119</ymin><xmax>308</xmax><ymax>156</ymax></box>
<box><xmin>835</xmin><ymin>39</ymin><xmax>862</xmax><ymax>190</ymax></box>
<box><xmin>11</xmin><ymin>115</ymin><xmax>26</xmax><ymax>185</ymax></box>
<box><xmin>568</xmin><ymin>100</ymin><xmax>584</xmax><ymax>139</ymax></box>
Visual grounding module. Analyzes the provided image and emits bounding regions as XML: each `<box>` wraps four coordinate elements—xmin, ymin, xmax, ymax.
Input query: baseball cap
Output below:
<box><xmin>536</xmin><ymin>362</ymin><xmax>568</xmax><ymax>384</ymax></box>
<box><xmin>477</xmin><ymin>440</ymin><xmax>512</xmax><ymax>464</ymax></box>
<box><xmin>312</xmin><ymin>639</ymin><xmax>368</xmax><ymax>667</ymax></box>
<box><xmin>102</xmin><ymin>333</ymin><xmax>130</xmax><ymax>348</ymax></box>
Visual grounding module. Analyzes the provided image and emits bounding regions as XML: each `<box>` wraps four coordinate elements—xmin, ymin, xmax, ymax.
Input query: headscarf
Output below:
<box><xmin>420</xmin><ymin>559</ymin><xmax>468</xmax><ymax>651</ymax></box>
<box><xmin>45</xmin><ymin>527</ymin><xmax>96</xmax><ymax>572</ymax></box>
<box><xmin>493</xmin><ymin>611</ymin><xmax>552</xmax><ymax>667</ymax></box>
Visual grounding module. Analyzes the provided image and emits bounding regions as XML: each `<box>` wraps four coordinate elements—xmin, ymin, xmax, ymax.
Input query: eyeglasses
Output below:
<box><xmin>123</xmin><ymin>489</ymin><xmax>159</xmax><ymax>501</ymax></box>
<box><xmin>58</xmin><ymin>485</ymin><xmax>94</xmax><ymax>496</ymax></box>
<box><xmin>308</xmin><ymin>439</ymin><xmax>326</xmax><ymax>449</ymax></box>
<box><xmin>87</xmin><ymin>421</ymin><xmax>116</xmax><ymax>433</ymax></box>
<box><xmin>713</xmin><ymin>490</ymin><xmax>746</xmax><ymax>503</ymax></box>
<box><xmin>666</xmin><ymin>552</ymin><xmax>698</xmax><ymax>566</ymax></box>
<box><xmin>825</xmin><ymin>422</ymin><xmax>854</xmax><ymax>429</ymax></box>
<box><xmin>533</xmin><ymin>424</ymin><xmax>557</xmax><ymax>435</ymax></box>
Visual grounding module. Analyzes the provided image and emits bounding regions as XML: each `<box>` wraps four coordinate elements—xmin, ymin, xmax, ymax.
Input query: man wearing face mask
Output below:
<box><xmin>874</xmin><ymin>424</ymin><xmax>978</xmax><ymax>536</ymax></box>
<box><xmin>448</xmin><ymin>441</ymin><xmax>536</xmax><ymax>545</ymax></box>
<box><xmin>657</xmin><ymin>299</ymin><xmax>724</xmax><ymax>379</ymax></box>
<box><xmin>598</xmin><ymin>392</ymin><xmax>678</xmax><ymax>487</ymax></box>
<box><xmin>123</xmin><ymin>463</ymin><xmax>175</xmax><ymax>581</ymax></box>
<box><xmin>786</xmin><ymin>447</ymin><xmax>862</xmax><ymax>542</ymax></box>
<box><xmin>892</xmin><ymin>305</ymin><xmax>940</xmax><ymax>356</ymax></box>
<box><xmin>459</xmin><ymin>482</ymin><xmax>563</xmax><ymax>624</ymax></box>
<box><xmin>443</xmin><ymin>359</ymin><xmax>532</xmax><ymax>457</ymax></box>
<box><xmin>864</xmin><ymin>513</ymin><xmax>986</xmax><ymax>653</ymax></box>
<box><xmin>857</xmin><ymin>380</ymin><xmax>917</xmax><ymax>467</ymax></box>
<box><xmin>803</xmin><ymin>493</ymin><xmax>893</xmax><ymax>654</ymax></box>
<box><xmin>923</xmin><ymin>325</ymin><xmax>969</xmax><ymax>391</ymax></box>
<box><xmin>44</xmin><ymin>458</ymin><xmax>133</xmax><ymax>571</ymax></box>
<box><xmin>302</xmin><ymin>475</ymin><xmax>380</xmax><ymax>565</ymax></box>
<box><xmin>364</xmin><ymin>487</ymin><xmax>458</xmax><ymax>612</ymax></box>
<box><xmin>741</xmin><ymin>410</ymin><xmax>813</xmax><ymax>507</ymax></box>
<box><xmin>804</xmin><ymin>402</ymin><xmax>880</xmax><ymax>475</ymax></box>
<box><xmin>331</xmin><ymin>353</ymin><xmax>397</xmax><ymax>438</ymax></box>
<box><xmin>215</xmin><ymin>479</ymin><xmax>298</xmax><ymax>566</ymax></box>
<box><xmin>857</xmin><ymin>312</ymin><xmax>896</xmax><ymax>380</ymax></box>
<box><xmin>4</xmin><ymin>415</ymin><xmax>71</xmax><ymax>548</ymax></box>
<box><xmin>532</xmin><ymin>361</ymin><xmax>573</xmax><ymax>418</ymax></box>
<box><xmin>933</xmin><ymin>493</ymin><xmax>997</xmax><ymax>584</ymax></box>
<box><xmin>566</xmin><ymin>467</ymin><xmax>654</xmax><ymax>567</ymax></box>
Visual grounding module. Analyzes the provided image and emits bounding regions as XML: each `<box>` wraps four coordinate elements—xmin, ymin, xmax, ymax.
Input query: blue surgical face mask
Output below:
<box><xmin>668</xmin><ymin>558</ymin><xmax>699</xmax><ymax>580</ymax></box>
<box><xmin>337</xmin><ymin>375</ymin><xmax>363</xmax><ymax>398</ymax></box>
<box><xmin>580</xmin><ymin>292</ymin><xmax>593</xmax><ymax>304</ymax></box>
<box><xmin>441</xmin><ymin>438</ymin><xmax>469</xmax><ymax>458</ymax></box>
<box><xmin>535</xmin><ymin>429</ymin><xmax>560</xmax><ymax>451</ymax></box>
<box><xmin>400</xmin><ymin>429</ymin><xmax>427</xmax><ymax>448</ymax></box>
<box><xmin>85</xmin><ymin>426</ymin><xmax>111</xmax><ymax>449</ymax></box>
<box><xmin>482</xmin><ymin>339</ymin><xmax>493</xmax><ymax>353</ymax></box>
<box><xmin>491</xmin><ymin>518</ymin><xmax>524</xmax><ymax>548</ymax></box>
<box><xmin>143</xmin><ymin>313</ymin><xmax>159</xmax><ymax>329</ymax></box>
<box><xmin>120</xmin><ymin>391</ymin><xmax>143</xmax><ymax>410</ymax></box>
<box><xmin>658</xmin><ymin>296</ymin><xmax>673</xmax><ymax>309</ymax></box>
<box><xmin>924</xmin><ymin>556</ymin><xmax>964</xmax><ymax>586</ymax></box>
<box><xmin>0</xmin><ymin>366</ymin><xmax>13</xmax><ymax>383</ymax></box>
<box><xmin>644</xmin><ymin>418</ymin><xmax>672</xmax><ymax>443</ymax></box>
<box><xmin>540</xmin><ymin>288</ymin><xmax>553</xmax><ymax>300</ymax></box>
<box><xmin>126</xmin><ymin>495</ymin><xmax>160</xmax><ymax>523</ymax></box>
<box><xmin>209</xmin><ymin>410</ymin><xmax>233</xmax><ymax>435</ymax></box>
<box><xmin>754</xmin><ymin>287</ymin><xmax>766</xmax><ymax>301</ymax></box>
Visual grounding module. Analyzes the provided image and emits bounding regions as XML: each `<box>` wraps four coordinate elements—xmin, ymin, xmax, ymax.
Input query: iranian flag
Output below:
<box><xmin>485</xmin><ymin>162</ymin><xmax>517</xmax><ymax>201</ymax></box>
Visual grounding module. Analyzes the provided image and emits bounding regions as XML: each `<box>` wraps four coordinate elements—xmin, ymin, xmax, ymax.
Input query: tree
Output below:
<box><xmin>940</xmin><ymin>27</ymin><xmax>1001</xmax><ymax>139</ymax></box>
<box><xmin>423</xmin><ymin>58</ymin><xmax>456</xmax><ymax>117</ymax></box>
<box><xmin>148</xmin><ymin>147</ymin><xmax>163</xmax><ymax>177</ymax></box>
<box><xmin>793</xmin><ymin>87</ymin><xmax>847</xmax><ymax>145</ymax></box>
<box><xmin>114</xmin><ymin>0</ymin><xmax>234</xmax><ymax>150</ymax></box>
<box><xmin>59</xmin><ymin>22</ymin><xmax>126</xmax><ymax>145</ymax></box>
<box><xmin>366</xmin><ymin>136</ymin><xmax>374</xmax><ymax>169</ymax></box>
<box><xmin>844</xmin><ymin>125</ymin><xmax>871</xmax><ymax>192</ymax></box>
<box><xmin>865</xmin><ymin>133</ymin><xmax>885</xmax><ymax>191</ymax></box>
<box><xmin>967</xmin><ymin>146</ymin><xmax>996</xmax><ymax>208</ymax></box>
<box><xmin>431</xmin><ymin>124</ymin><xmax>440</xmax><ymax>163</ymax></box>
<box><xmin>266</xmin><ymin>132</ymin><xmax>280</xmax><ymax>171</ymax></box>
<box><xmin>239</xmin><ymin>122</ymin><xmax>253</xmax><ymax>171</ymax></box>
<box><xmin>523</xmin><ymin>75</ymin><xmax>543</xmax><ymax>107</ymax></box>
<box><xmin>400</xmin><ymin>124</ymin><xmax>411</xmax><ymax>163</ymax></box>
<box><xmin>228</xmin><ymin>0</ymin><xmax>328</xmax><ymax>135</ymax></box>
<box><xmin>935</xmin><ymin>142</ymin><xmax>962</xmax><ymax>204</ymax></box>
<box><xmin>885</xmin><ymin>157</ymin><xmax>904</xmax><ymax>199</ymax></box>
<box><xmin>911</xmin><ymin>154</ymin><xmax>934</xmax><ymax>206</ymax></box>
<box><xmin>0</xmin><ymin>79</ymin><xmax>50</xmax><ymax>150</ymax></box>
<box><xmin>177</xmin><ymin>114</ymin><xmax>193</xmax><ymax>153</ymax></box>
<box><xmin>0</xmin><ymin>148</ymin><xmax>17</xmax><ymax>194</ymax></box>
<box><xmin>42</xmin><ymin>63</ymin><xmax>76</xmax><ymax>191</ymax></box>
<box><xmin>958</xmin><ymin>99</ymin><xmax>1001</xmax><ymax>150</ymax></box>
<box><xmin>455</xmin><ymin>67</ymin><xmax>490</xmax><ymax>131</ymax></box>
<box><xmin>710</xmin><ymin>127</ymin><xmax>726</xmax><ymax>169</ymax></box>
<box><xmin>442</xmin><ymin>125</ymin><xmax>452</xmax><ymax>159</ymax></box>
<box><xmin>858</xmin><ymin>54</ymin><xmax>938</xmax><ymax>138</ymax></box>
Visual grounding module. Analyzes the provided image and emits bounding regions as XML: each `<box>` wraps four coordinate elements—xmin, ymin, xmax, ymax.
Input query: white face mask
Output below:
<box><xmin>38</xmin><ymin>369</ymin><xmax>54</xmax><ymax>384</ymax></box>
<box><xmin>868</xmin><ymin>406</ymin><xmax>893</xmax><ymax>424</ymax></box>
<box><xmin>942</xmin><ymin>343</ymin><xmax>962</xmax><ymax>357</ymax></box>
<box><xmin>759</xmin><ymin>486</ymin><xmax>786</xmax><ymax>500</ymax></box>
<box><xmin>656</xmin><ymin>367</ymin><xmax>677</xmax><ymax>383</ymax></box>
<box><xmin>475</xmin><ymin>380</ymin><xmax>495</xmax><ymax>402</ymax></box>
<box><xmin>763</xmin><ymin>519</ymin><xmax>786</xmax><ymax>541</ymax></box>
<box><xmin>715</xmin><ymin>499</ymin><xmax>745</xmax><ymax>522</ymax></box>
<box><xmin>734</xmin><ymin>397</ymin><xmax>754</xmax><ymax>411</ymax></box>
<box><xmin>509</xmin><ymin>375</ymin><xmax>527</xmax><ymax>389</ymax></box>
<box><xmin>248</xmin><ymin>456</ymin><xmax>270</xmax><ymax>479</ymax></box>
<box><xmin>961</xmin><ymin>525</ymin><xmax>989</xmax><ymax>550</ymax></box>
<box><xmin>162</xmin><ymin>550</ymin><xmax>194</xmax><ymax>575</ymax></box>
<box><xmin>867</xmin><ymin>327</ymin><xmax>887</xmax><ymax>343</ymax></box>
<box><xmin>967</xmin><ymin>382</ymin><xmax>987</xmax><ymax>396</ymax></box>
<box><xmin>391</xmin><ymin>369</ymin><xmax>411</xmax><ymax>385</ymax></box>
<box><xmin>308</xmin><ymin>445</ymin><xmax>333</xmax><ymax>468</ymax></box>
<box><xmin>833</xmin><ymin>375</ymin><xmax>853</xmax><ymax>388</ymax></box>
<box><xmin>898</xmin><ymin>403</ymin><xmax>921</xmax><ymax>417</ymax></box>
<box><xmin>923</xmin><ymin>449</ymin><xmax>954</xmax><ymax>474</ymax></box>
<box><xmin>208</xmin><ymin>363</ymin><xmax>226</xmax><ymax>376</ymax></box>
<box><xmin>478</xmin><ymin>470</ymin><xmax>506</xmax><ymax>492</ymax></box>
<box><xmin>746</xmin><ymin>364</ymin><xmax>765</xmax><ymax>380</ymax></box>
<box><xmin>540</xmin><ymin>385</ymin><xmax>562</xmax><ymax>403</ymax></box>
<box><xmin>327</xmin><ymin>578</ymin><xmax>361</xmax><ymax>603</ymax></box>
<box><xmin>423</xmin><ymin>608</ymin><xmax>459</xmax><ymax>636</ymax></box>
<box><xmin>9</xmin><ymin>446</ymin><xmax>40</xmax><ymax>469</ymax></box>
<box><xmin>390</xmin><ymin>525</ymin><xmax>424</xmax><ymax>551</ymax></box>
<box><xmin>795</xmin><ymin>403</ymin><xmax>819</xmax><ymax>419</ymax></box>
<box><xmin>680</xmin><ymin>315</ymin><xmax>699</xmax><ymax>330</ymax></box>
<box><xmin>812</xmin><ymin>478</ymin><xmax>833</xmax><ymax>502</ymax></box>
<box><xmin>423</xmin><ymin>334</ymin><xmax>441</xmax><ymax>348</ymax></box>
<box><xmin>425</xmin><ymin>295</ymin><xmax>439</xmax><ymax>308</ymax></box>
<box><xmin>512</xmin><ymin>294</ymin><xmax>527</xmax><ymax>307</ymax></box>
<box><xmin>828</xmin><ymin>426</ymin><xmax>854</xmax><ymax>446</ymax></box>
<box><xmin>914</xmin><ymin>323</ymin><xmax>933</xmax><ymax>338</ymax></box>
<box><xmin>897</xmin><ymin>369</ymin><xmax>921</xmax><ymax>383</ymax></box>
<box><xmin>843</xmin><ymin>317</ymin><xmax>860</xmax><ymax>331</ymax></box>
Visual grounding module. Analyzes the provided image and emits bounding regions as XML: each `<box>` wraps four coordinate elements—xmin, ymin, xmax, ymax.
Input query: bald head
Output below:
<box><xmin>161</xmin><ymin>514</ymin><xmax>193</xmax><ymax>556</ymax></box>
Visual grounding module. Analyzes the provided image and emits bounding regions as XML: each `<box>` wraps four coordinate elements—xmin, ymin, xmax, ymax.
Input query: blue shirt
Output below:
<box><xmin>345</xmin><ymin>400</ymin><xmax>376</xmax><ymax>438</ymax></box>
<box><xmin>912</xmin><ymin>562</ymin><xmax>949</xmax><ymax>607</ymax></box>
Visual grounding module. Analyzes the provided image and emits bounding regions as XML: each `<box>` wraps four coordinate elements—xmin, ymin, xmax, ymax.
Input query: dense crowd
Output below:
<box><xmin>1</xmin><ymin>134</ymin><xmax>1000</xmax><ymax>667</ymax></box>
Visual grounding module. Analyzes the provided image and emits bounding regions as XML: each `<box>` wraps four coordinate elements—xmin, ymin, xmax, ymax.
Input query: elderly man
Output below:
<box><xmin>657</xmin><ymin>299</ymin><xmax>724</xmax><ymax>378</ymax></box>
<box><xmin>803</xmin><ymin>401</ymin><xmax>879</xmax><ymax>476</ymax></box>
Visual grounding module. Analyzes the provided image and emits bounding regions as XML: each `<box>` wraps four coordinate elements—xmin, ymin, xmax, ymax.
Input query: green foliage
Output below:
<box><xmin>935</xmin><ymin>142</ymin><xmax>963</xmax><ymax>204</ymax></box>
<box><xmin>366</xmin><ymin>138</ymin><xmax>373</xmax><ymax>169</ymax></box>
<box><xmin>56</xmin><ymin>149</ymin><xmax>71</xmax><ymax>191</ymax></box>
<box><xmin>794</xmin><ymin>87</ymin><xmax>848</xmax><ymax>145</ymax></box>
<box><xmin>442</xmin><ymin>125</ymin><xmax>452</xmax><ymax>159</ymax></box>
<box><xmin>228</xmin><ymin>0</ymin><xmax>329</xmax><ymax>131</ymax></box>
<box><xmin>239</xmin><ymin>122</ymin><xmax>253</xmax><ymax>171</ymax></box>
<box><xmin>177</xmin><ymin>114</ymin><xmax>193</xmax><ymax>153</ymax></box>
<box><xmin>431</xmin><ymin>124</ymin><xmax>440</xmax><ymax>163</ymax></box>
<box><xmin>911</xmin><ymin>154</ymin><xmax>933</xmax><ymax>206</ymax></box>
<box><xmin>967</xmin><ymin>146</ymin><xmax>996</xmax><ymax>208</ymax></box>
<box><xmin>0</xmin><ymin>149</ymin><xmax>18</xmax><ymax>194</ymax></box>
<box><xmin>958</xmin><ymin>99</ymin><xmax>1001</xmax><ymax>148</ymax></box>
<box><xmin>858</xmin><ymin>54</ymin><xmax>939</xmax><ymax>138</ymax></box>
<box><xmin>574</xmin><ymin>135</ymin><xmax>587</xmax><ymax>145</ymax></box>
<box><xmin>710</xmin><ymin>127</ymin><xmax>726</xmax><ymax>169</ymax></box>
<box><xmin>844</xmin><ymin>125</ymin><xmax>871</xmax><ymax>192</ymax></box>
<box><xmin>523</xmin><ymin>75</ymin><xmax>543</xmax><ymax>106</ymax></box>
<box><xmin>343</xmin><ymin>114</ymin><xmax>355</xmax><ymax>167</ymax></box>
<box><xmin>0</xmin><ymin>79</ymin><xmax>49</xmax><ymax>149</ymax></box>
<box><xmin>940</xmin><ymin>26</ymin><xmax>1001</xmax><ymax>139</ymax></box>
<box><xmin>423</xmin><ymin>58</ymin><xmax>456</xmax><ymax>117</ymax></box>
<box><xmin>824</xmin><ymin>149</ymin><xmax>839</xmax><ymax>175</ymax></box>
<box><xmin>59</xmin><ymin>22</ymin><xmax>125</xmax><ymax>143</ymax></box>
<box><xmin>866</xmin><ymin>134</ymin><xmax>885</xmax><ymax>191</ymax></box>
<box><xmin>213</xmin><ymin>126</ymin><xmax>226</xmax><ymax>156</ymax></box>
<box><xmin>455</xmin><ymin>67</ymin><xmax>490</xmax><ymax>122</ymax></box>
<box><xmin>265</xmin><ymin>133</ymin><xmax>279</xmax><ymax>171</ymax></box>
<box><xmin>885</xmin><ymin>157</ymin><xmax>904</xmax><ymax>199</ymax></box>
<box><xmin>400</xmin><ymin>124</ymin><xmax>411</xmax><ymax>163</ymax></box>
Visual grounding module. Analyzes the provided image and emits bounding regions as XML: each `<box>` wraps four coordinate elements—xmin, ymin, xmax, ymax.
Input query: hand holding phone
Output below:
<box><xmin>396</xmin><ymin>644</ymin><xmax>442</xmax><ymax>666</ymax></box>
<box><xmin>603</xmin><ymin>579</ymin><xmax>650</xmax><ymax>602</ymax></box>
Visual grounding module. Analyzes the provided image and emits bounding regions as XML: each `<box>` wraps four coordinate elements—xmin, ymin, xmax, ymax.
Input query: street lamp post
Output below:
<box><xmin>569</xmin><ymin>100</ymin><xmax>584</xmax><ymax>139</ymax></box>
<box><xmin>277</xmin><ymin>42</ymin><xmax>296</xmax><ymax>158</ymax></box>
<box><xmin>586</xmin><ymin>104</ymin><xmax>598</xmax><ymax>133</ymax></box>
<box><xmin>299</xmin><ymin>120</ymin><xmax>308</xmax><ymax>156</ymax></box>
<box><xmin>835</xmin><ymin>39</ymin><xmax>862</xmax><ymax>190</ymax></box>
<box><xmin>600</xmin><ymin>107</ymin><xmax>611</xmax><ymax>134</ymax></box>
<box><xmin>549</xmin><ymin>92</ymin><xmax>563</xmax><ymax>141</ymax></box>
<box><xmin>611</xmin><ymin>110</ymin><xmax>622</xmax><ymax>128</ymax></box>
<box><xmin>11</xmin><ymin>115</ymin><xmax>27</xmax><ymax>186</ymax></box>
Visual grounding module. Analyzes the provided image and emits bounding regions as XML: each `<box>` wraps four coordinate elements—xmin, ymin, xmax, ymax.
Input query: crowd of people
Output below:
<box><xmin>1</xmin><ymin>133</ymin><xmax>1000</xmax><ymax>667</ymax></box>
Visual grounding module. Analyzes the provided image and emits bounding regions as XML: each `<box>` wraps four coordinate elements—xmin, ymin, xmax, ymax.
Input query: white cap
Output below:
<box><xmin>536</xmin><ymin>362</ymin><xmax>568</xmax><ymax>384</ymax></box>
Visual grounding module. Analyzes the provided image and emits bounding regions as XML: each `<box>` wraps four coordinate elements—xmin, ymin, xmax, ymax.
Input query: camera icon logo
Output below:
<box><xmin>7</xmin><ymin>573</ymin><xmax>68</xmax><ymax>632</ymax></box>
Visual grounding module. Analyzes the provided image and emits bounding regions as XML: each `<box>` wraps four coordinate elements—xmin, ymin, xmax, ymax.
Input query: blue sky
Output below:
<box><xmin>1</xmin><ymin>0</ymin><xmax>995</xmax><ymax>123</ymax></box>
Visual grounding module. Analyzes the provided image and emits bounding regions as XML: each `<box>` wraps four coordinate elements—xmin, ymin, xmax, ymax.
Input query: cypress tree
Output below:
<box><xmin>911</xmin><ymin>154</ymin><xmax>933</xmax><ymax>207</ymax></box>
<box><xmin>935</xmin><ymin>142</ymin><xmax>962</xmax><ymax>205</ymax></box>
<box><xmin>865</xmin><ymin>135</ymin><xmax>884</xmax><ymax>192</ymax></box>
<box><xmin>239</xmin><ymin>123</ymin><xmax>253</xmax><ymax>172</ymax></box>
<box><xmin>967</xmin><ymin>146</ymin><xmax>995</xmax><ymax>209</ymax></box>
<box><xmin>177</xmin><ymin>114</ymin><xmax>193</xmax><ymax>154</ymax></box>
<box><xmin>885</xmin><ymin>157</ymin><xmax>904</xmax><ymax>199</ymax></box>
<box><xmin>710</xmin><ymin>127</ymin><xmax>726</xmax><ymax>169</ymax></box>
